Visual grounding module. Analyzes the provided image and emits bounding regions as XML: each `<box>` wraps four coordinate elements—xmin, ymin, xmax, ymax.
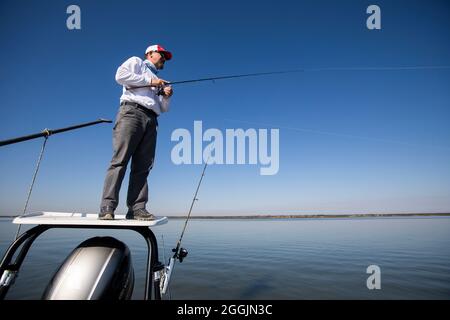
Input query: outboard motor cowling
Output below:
<box><xmin>42</xmin><ymin>236</ymin><xmax>134</xmax><ymax>300</ymax></box>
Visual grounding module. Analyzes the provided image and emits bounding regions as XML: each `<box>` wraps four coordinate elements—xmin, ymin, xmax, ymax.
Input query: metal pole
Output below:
<box><xmin>0</xmin><ymin>118</ymin><xmax>112</xmax><ymax>147</ymax></box>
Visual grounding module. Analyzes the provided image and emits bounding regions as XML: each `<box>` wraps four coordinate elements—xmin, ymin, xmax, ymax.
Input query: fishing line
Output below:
<box><xmin>224</xmin><ymin>118</ymin><xmax>450</xmax><ymax>151</ymax></box>
<box><xmin>14</xmin><ymin>134</ymin><xmax>49</xmax><ymax>240</ymax></box>
<box><xmin>307</xmin><ymin>65</ymin><xmax>450</xmax><ymax>72</ymax></box>
<box><xmin>127</xmin><ymin>65</ymin><xmax>450</xmax><ymax>91</ymax></box>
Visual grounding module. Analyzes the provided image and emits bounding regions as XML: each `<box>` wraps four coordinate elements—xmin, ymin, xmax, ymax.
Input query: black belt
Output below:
<box><xmin>120</xmin><ymin>101</ymin><xmax>158</xmax><ymax>118</ymax></box>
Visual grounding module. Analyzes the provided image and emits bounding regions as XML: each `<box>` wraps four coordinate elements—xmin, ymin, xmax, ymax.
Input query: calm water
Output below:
<box><xmin>0</xmin><ymin>217</ymin><xmax>449</xmax><ymax>300</ymax></box>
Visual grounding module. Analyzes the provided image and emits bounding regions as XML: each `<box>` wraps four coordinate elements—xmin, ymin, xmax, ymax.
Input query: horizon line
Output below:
<box><xmin>1</xmin><ymin>212</ymin><xmax>449</xmax><ymax>219</ymax></box>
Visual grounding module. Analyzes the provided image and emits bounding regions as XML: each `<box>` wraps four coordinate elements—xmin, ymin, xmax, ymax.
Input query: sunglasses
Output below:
<box><xmin>157</xmin><ymin>51</ymin><xmax>166</xmax><ymax>61</ymax></box>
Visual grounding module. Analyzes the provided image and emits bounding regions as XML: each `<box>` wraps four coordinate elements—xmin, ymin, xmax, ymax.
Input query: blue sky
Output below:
<box><xmin>0</xmin><ymin>0</ymin><xmax>449</xmax><ymax>216</ymax></box>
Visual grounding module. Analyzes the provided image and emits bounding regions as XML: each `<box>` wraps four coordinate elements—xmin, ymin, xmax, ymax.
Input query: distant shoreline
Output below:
<box><xmin>164</xmin><ymin>213</ymin><xmax>450</xmax><ymax>219</ymax></box>
<box><xmin>1</xmin><ymin>213</ymin><xmax>449</xmax><ymax>219</ymax></box>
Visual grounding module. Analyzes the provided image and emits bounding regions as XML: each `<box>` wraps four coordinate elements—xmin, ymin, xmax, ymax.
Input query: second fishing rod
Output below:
<box><xmin>160</xmin><ymin>158</ymin><xmax>210</xmax><ymax>295</ymax></box>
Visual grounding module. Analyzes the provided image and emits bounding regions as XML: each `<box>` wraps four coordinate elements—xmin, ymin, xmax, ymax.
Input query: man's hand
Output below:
<box><xmin>150</xmin><ymin>78</ymin><xmax>169</xmax><ymax>87</ymax></box>
<box><xmin>162</xmin><ymin>85</ymin><xmax>173</xmax><ymax>97</ymax></box>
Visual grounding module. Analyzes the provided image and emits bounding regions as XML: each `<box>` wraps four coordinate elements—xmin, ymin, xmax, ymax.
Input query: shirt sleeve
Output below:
<box><xmin>159</xmin><ymin>95</ymin><xmax>171</xmax><ymax>113</ymax></box>
<box><xmin>115</xmin><ymin>57</ymin><xmax>151</xmax><ymax>87</ymax></box>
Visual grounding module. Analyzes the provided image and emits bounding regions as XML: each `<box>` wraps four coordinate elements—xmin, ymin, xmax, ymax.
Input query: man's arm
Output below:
<box><xmin>115</xmin><ymin>57</ymin><xmax>151</xmax><ymax>87</ymax></box>
<box><xmin>158</xmin><ymin>86</ymin><xmax>173</xmax><ymax>113</ymax></box>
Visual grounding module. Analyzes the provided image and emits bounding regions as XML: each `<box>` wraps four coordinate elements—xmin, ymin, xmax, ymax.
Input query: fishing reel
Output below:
<box><xmin>172</xmin><ymin>247</ymin><xmax>188</xmax><ymax>263</ymax></box>
<box><xmin>156</xmin><ymin>87</ymin><xmax>165</xmax><ymax>96</ymax></box>
<box><xmin>159</xmin><ymin>247</ymin><xmax>188</xmax><ymax>295</ymax></box>
<box><xmin>156</xmin><ymin>81</ymin><xmax>171</xmax><ymax>96</ymax></box>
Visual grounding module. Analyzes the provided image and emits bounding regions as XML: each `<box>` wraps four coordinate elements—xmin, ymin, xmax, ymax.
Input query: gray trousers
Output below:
<box><xmin>101</xmin><ymin>104</ymin><xmax>158</xmax><ymax>211</ymax></box>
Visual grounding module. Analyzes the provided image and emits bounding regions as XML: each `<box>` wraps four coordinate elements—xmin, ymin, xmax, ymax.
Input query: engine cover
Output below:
<box><xmin>42</xmin><ymin>236</ymin><xmax>134</xmax><ymax>300</ymax></box>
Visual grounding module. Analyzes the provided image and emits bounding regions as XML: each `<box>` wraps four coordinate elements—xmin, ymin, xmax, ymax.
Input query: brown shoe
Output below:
<box><xmin>98</xmin><ymin>206</ymin><xmax>115</xmax><ymax>220</ymax></box>
<box><xmin>126</xmin><ymin>208</ymin><xmax>156</xmax><ymax>221</ymax></box>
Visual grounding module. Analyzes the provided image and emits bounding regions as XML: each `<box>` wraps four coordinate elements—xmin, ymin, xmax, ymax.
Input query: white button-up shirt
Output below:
<box><xmin>115</xmin><ymin>56</ymin><xmax>170</xmax><ymax>115</ymax></box>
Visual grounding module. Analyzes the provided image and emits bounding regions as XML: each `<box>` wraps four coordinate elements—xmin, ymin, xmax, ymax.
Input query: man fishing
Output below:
<box><xmin>99</xmin><ymin>44</ymin><xmax>173</xmax><ymax>220</ymax></box>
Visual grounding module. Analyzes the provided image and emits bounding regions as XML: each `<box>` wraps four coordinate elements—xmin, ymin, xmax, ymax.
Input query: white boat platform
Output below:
<box><xmin>12</xmin><ymin>211</ymin><xmax>168</xmax><ymax>227</ymax></box>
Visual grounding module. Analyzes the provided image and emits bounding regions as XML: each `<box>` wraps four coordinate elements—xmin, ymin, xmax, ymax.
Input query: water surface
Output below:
<box><xmin>0</xmin><ymin>216</ymin><xmax>449</xmax><ymax>299</ymax></box>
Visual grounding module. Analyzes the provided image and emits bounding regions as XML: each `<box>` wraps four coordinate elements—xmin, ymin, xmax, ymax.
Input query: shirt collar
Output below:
<box><xmin>144</xmin><ymin>60</ymin><xmax>158</xmax><ymax>75</ymax></box>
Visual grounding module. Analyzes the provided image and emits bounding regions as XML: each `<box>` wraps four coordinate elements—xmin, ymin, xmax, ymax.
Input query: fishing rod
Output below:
<box><xmin>0</xmin><ymin>118</ymin><xmax>112</xmax><ymax>147</ymax></box>
<box><xmin>166</xmin><ymin>69</ymin><xmax>305</xmax><ymax>85</ymax></box>
<box><xmin>161</xmin><ymin>158</ymin><xmax>210</xmax><ymax>295</ymax></box>
<box><xmin>128</xmin><ymin>69</ymin><xmax>304</xmax><ymax>91</ymax></box>
<box><xmin>3</xmin><ymin>118</ymin><xmax>112</xmax><ymax>240</ymax></box>
<box><xmin>127</xmin><ymin>65</ymin><xmax>450</xmax><ymax>92</ymax></box>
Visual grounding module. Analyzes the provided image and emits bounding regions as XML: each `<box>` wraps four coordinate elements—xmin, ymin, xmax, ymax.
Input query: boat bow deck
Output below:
<box><xmin>13</xmin><ymin>211</ymin><xmax>168</xmax><ymax>227</ymax></box>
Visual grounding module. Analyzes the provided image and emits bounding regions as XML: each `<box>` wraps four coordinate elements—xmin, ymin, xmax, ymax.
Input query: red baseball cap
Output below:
<box><xmin>145</xmin><ymin>44</ymin><xmax>172</xmax><ymax>60</ymax></box>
